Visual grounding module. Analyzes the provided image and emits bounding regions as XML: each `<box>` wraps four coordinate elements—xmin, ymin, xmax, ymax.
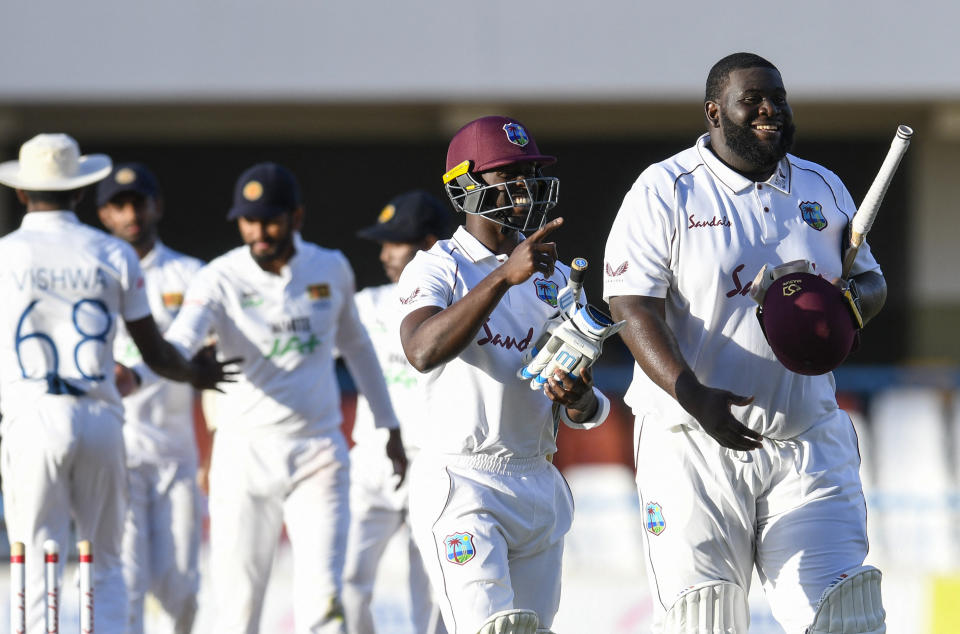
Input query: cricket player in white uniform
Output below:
<box><xmin>163</xmin><ymin>162</ymin><xmax>405</xmax><ymax>634</ymax></box>
<box><xmin>343</xmin><ymin>190</ymin><xmax>453</xmax><ymax>634</ymax></box>
<box><xmin>0</xmin><ymin>134</ymin><xmax>232</xmax><ymax>634</ymax></box>
<box><xmin>97</xmin><ymin>163</ymin><xmax>204</xmax><ymax>634</ymax></box>
<box><xmin>603</xmin><ymin>53</ymin><xmax>888</xmax><ymax>633</ymax></box>
<box><xmin>398</xmin><ymin>116</ymin><xmax>613</xmax><ymax>634</ymax></box>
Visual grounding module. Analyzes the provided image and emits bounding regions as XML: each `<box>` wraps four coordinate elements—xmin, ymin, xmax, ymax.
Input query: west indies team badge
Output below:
<box><xmin>799</xmin><ymin>201</ymin><xmax>828</xmax><ymax>231</ymax></box>
<box><xmin>307</xmin><ymin>283</ymin><xmax>330</xmax><ymax>301</ymax></box>
<box><xmin>444</xmin><ymin>532</ymin><xmax>476</xmax><ymax>565</ymax></box>
<box><xmin>534</xmin><ymin>278</ymin><xmax>559</xmax><ymax>307</ymax></box>
<box><xmin>503</xmin><ymin>122</ymin><xmax>530</xmax><ymax>147</ymax></box>
<box><xmin>645</xmin><ymin>502</ymin><xmax>666</xmax><ymax>536</ymax></box>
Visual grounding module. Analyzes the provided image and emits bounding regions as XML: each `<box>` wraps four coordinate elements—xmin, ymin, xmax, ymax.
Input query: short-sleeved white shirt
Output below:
<box><xmin>603</xmin><ymin>135</ymin><xmax>882</xmax><ymax>439</ymax></box>
<box><xmin>397</xmin><ymin>226</ymin><xmax>597</xmax><ymax>459</ymax></box>
<box><xmin>165</xmin><ymin>233</ymin><xmax>397</xmax><ymax>436</ymax></box>
<box><xmin>113</xmin><ymin>242</ymin><xmax>204</xmax><ymax>464</ymax></box>
<box><xmin>351</xmin><ymin>283</ymin><xmax>426</xmax><ymax>454</ymax></box>
<box><xmin>0</xmin><ymin>211</ymin><xmax>150</xmax><ymax>419</ymax></box>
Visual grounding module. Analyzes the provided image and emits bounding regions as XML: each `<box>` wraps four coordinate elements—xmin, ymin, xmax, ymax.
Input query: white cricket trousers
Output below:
<box><xmin>635</xmin><ymin>409</ymin><xmax>869</xmax><ymax>633</ymax></box>
<box><xmin>408</xmin><ymin>454</ymin><xmax>573</xmax><ymax>634</ymax></box>
<box><xmin>342</xmin><ymin>447</ymin><xmax>445</xmax><ymax>634</ymax></box>
<box><xmin>209</xmin><ymin>426</ymin><xmax>350</xmax><ymax>634</ymax></box>
<box><xmin>122</xmin><ymin>460</ymin><xmax>201</xmax><ymax>634</ymax></box>
<box><xmin>0</xmin><ymin>395</ymin><xmax>129</xmax><ymax>634</ymax></box>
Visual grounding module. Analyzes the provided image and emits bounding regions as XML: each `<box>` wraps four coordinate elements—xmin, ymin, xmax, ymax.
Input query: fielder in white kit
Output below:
<box><xmin>97</xmin><ymin>163</ymin><xmax>204</xmax><ymax>634</ymax></box>
<box><xmin>0</xmin><ymin>134</ymin><xmax>231</xmax><ymax>634</ymax></box>
<box><xmin>163</xmin><ymin>162</ymin><xmax>405</xmax><ymax>634</ymax></box>
<box><xmin>398</xmin><ymin>116</ymin><xmax>614</xmax><ymax>634</ymax></box>
<box><xmin>343</xmin><ymin>190</ymin><xmax>453</xmax><ymax>634</ymax></box>
<box><xmin>603</xmin><ymin>53</ymin><xmax>888</xmax><ymax>633</ymax></box>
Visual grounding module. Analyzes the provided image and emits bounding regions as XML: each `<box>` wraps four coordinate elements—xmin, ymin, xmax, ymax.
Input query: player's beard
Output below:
<box><xmin>249</xmin><ymin>230</ymin><xmax>294</xmax><ymax>267</ymax></box>
<box><xmin>720</xmin><ymin>111</ymin><xmax>796</xmax><ymax>172</ymax></box>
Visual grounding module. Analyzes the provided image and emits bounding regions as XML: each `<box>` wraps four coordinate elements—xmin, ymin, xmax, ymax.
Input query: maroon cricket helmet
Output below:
<box><xmin>759</xmin><ymin>272</ymin><xmax>858</xmax><ymax>376</ymax></box>
<box><xmin>445</xmin><ymin>116</ymin><xmax>556</xmax><ymax>174</ymax></box>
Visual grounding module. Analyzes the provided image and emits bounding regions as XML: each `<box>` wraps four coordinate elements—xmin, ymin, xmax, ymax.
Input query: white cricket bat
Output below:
<box><xmin>841</xmin><ymin>124</ymin><xmax>913</xmax><ymax>280</ymax></box>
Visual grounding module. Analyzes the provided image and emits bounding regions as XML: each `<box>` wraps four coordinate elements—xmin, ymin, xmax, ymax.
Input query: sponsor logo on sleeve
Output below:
<box><xmin>605</xmin><ymin>261</ymin><xmax>629</xmax><ymax>277</ymax></box>
<box><xmin>444</xmin><ymin>532</ymin><xmax>476</xmax><ymax>565</ymax></box>
<box><xmin>399</xmin><ymin>288</ymin><xmax>421</xmax><ymax>305</ymax></box>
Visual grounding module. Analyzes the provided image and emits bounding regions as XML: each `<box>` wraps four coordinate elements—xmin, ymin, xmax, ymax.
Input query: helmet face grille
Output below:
<box><xmin>444</xmin><ymin>173</ymin><xmax>559</xmax><ymax>233</ymax></box>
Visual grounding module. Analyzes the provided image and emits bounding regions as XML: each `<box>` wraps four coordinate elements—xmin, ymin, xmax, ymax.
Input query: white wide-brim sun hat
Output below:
<box><xmin>0</xmin><ymin>133</ymin><xmax>112</xmax><ymax>191</ymax></box>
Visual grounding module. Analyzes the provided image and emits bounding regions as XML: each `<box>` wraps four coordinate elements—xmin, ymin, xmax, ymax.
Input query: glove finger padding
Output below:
<box><xmin>519</xmin><ymin>304</ymin><xmax>624</xmax><ymax>390</ymax></box>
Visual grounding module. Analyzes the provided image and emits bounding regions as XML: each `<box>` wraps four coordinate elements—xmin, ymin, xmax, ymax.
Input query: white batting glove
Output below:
<box><xmin>518</xmin><ymin>304</ymin><xmax>624</xmax><ymax>390</ymax></box>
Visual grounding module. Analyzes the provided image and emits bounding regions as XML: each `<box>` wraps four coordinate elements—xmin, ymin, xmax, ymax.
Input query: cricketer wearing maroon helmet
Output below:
<box><xmin>398</xmin><ymin>116</ymin><xmax>613</xmax><ymax>634</ymax></box>
<box><xmin>603</xmin><ymin>53</ymin><xmax>888</xmax><ymax>633</ymax></box>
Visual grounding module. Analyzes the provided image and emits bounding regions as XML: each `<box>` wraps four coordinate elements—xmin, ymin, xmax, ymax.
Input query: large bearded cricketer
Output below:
<box><xmin>603</xmin><ymin>53</ymin><xmax>888</xmax><ymax>633</ymax></box>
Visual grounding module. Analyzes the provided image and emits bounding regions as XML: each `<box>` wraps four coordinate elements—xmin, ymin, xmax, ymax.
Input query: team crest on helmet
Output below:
<box><xmin>799</xmin><ymin>201</ymin><xmax>827</xmax><ymax>231</ymax></box>
<box><xmin>534</xmin><ymin>278</ymin><xmax>559</xmax><ymax>307</ymax></box>
<box><xmin>645</xmin><ymin>502</ymin><xmax>666</xmax><ymax>536</ymax></box>
<box><xmin>503</xmin><ymin>122</ymin><xmax>530</xmax><ymax>147</ymax></box>
<box><xmin>444</xmin><ymin>532</ymin><xmax>476</xmax><ymax>565</ymax></box>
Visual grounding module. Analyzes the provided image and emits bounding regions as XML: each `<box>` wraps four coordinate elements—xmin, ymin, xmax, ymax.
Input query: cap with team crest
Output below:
<box><xmin>356</xmin><ymin>190</ymin><xmax>453</xmax><ymax>243</ymax></box>
<box><xmin>227</xmin><ymin>162</ymin><xmax>302</xmax><ymax>220</ymax></box>
<box><xmin>96</xmin><ymin>162</ymin><xmax>160</xmax><ymax>206</ymax></box>
<box><xmin>445</xmin><ymin>115</ymin><xmax>556</xmax><ymax>174</ymax></box>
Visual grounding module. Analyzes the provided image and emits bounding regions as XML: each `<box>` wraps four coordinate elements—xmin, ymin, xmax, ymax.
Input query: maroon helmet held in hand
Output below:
<box><xmin>758</xmin><ymin>272</ymin><xmax>859</xmax><ymax>376</ymax></box>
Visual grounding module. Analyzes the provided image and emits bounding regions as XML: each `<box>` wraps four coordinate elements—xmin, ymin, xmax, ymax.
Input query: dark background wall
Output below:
<box><xmin>1</xmin><ymin>134</ymin><xmax>908</xmax><ymax>365</ymax></box>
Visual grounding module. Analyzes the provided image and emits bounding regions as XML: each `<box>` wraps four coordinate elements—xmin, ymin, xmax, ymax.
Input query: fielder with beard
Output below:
<box><xmin>163</xmin><ymin>162</ymin><xmax>405</xmax><ymax>634</ymax></box>
<box><xmin>602</xmin><ymin>53</ymin><xmax>888</xmax><ymax>633</ymax></box>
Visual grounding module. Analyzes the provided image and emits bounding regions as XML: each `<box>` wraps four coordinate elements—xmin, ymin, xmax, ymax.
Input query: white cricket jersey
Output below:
<box><xmin>351</xmin><ymin>283</ymin><xmax>427</xmax><ymax>454</ymax></box>
<box><xmin>113</xmin><ymin>242</ymin><xmax>204</xmax><ymax>465</ymax></box>
<box><xmin>165</xmin><ymin>233</ymin><xmax>398</xmax><ymax>436</ymax></box>
<box><xmin>0</xmin><ymin>211</ymin><xmax>150</xmax><ymax>419</ymax></box>
<box><xmin>396</xmin><ymin>226</ymin><xmax>605</xmax><ymax>459</ymax></box>
<box><xmin>603</xmin><ymin>134</ymin><xmax>882</xmax><ymax>439</ymax></box>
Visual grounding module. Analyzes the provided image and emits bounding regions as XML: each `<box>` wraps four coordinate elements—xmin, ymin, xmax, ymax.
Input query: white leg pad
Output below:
<box><xmin>535</xmin><ymin>629</ymin><xmax>556</xmax><ymax>633</ymax></box>
<box><xmin>807</xmin><ymin>565</ymin><xmax>886</xmax><ymax>634</ymax></box>
<box><xmin>663</xmin><ymin>580</ymin><xmax>749</xmax><ymax>633</ymax></box>
<box><xmin>477</xmin><ymin>609</ymin><xmax>540</xmax><ymax>634</ymax></box>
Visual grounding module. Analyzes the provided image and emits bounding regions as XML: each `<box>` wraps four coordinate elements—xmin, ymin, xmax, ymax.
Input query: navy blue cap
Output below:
<box><xmin>356</xmin><ymin>190</ymin><xmax>453</xmax><ymax>243</ymax></box>
<box><xmin>96</xmin><ymin>163</ymin><xmax>160</xmax><ymax>207</ymax></box>
<box><xmin>227</xmin><ymin>162</ymin><xmax>301</xmax><ymax>221</ymax></box>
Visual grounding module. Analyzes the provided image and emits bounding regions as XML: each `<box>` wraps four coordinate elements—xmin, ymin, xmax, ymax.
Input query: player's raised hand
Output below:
<box><xmin>686</xmin><ymin>385</ymin><xmax>763</xmax><ymax>451</ymax></box>
<box><xmin>189</xmin><ymin>343</ymin><xmax>243</xmax><ymax>392</ymax></box>
<box><xmin>498</xmin><ymin>217</ymin><xmax>563</xmax><ymax>286</ymax></box>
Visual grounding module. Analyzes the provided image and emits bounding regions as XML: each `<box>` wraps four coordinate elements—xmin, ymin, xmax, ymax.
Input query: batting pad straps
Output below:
<box><xmin>806</xmin><ymin>566</ymin><xmax>886</xmax><ymax>634</ymax></box>
<box><xmin>664</xmin><ymin>580</ymin><xmax>749</xmax><ymax>634</ymax></box>
<box><xmin>476</xmin><ymin>609</ymin><xmax>539</xmax><ymax>634</ymax></box>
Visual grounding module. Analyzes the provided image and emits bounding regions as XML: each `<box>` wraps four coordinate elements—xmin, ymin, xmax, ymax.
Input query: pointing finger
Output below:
<box><xmin>525</xmin><ymin>217</ymin><xmax>563</xmax><ymax>244</ymax></box>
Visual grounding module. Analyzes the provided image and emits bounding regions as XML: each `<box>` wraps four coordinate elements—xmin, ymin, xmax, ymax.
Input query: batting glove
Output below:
<box><xmin>518</xmin><ymin>304</ymin><xmax>624</xmax><ymax>390</ymax></box>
